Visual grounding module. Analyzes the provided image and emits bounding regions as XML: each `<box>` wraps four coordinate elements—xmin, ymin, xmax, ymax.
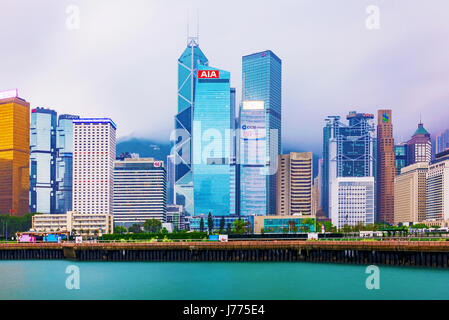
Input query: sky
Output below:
<box><xmin>1</xmin><ymin>0</ymin><xmax>449</xmax><ymax>155</ymax></box>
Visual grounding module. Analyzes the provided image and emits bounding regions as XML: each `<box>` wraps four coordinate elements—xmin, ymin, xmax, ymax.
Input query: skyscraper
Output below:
<box><xmin>229</xmin><ymin>88</ymin><xmax>239</xmax><ymax>216</ymax></box>
<box><xmin>29</xmin><ymin>107</ymin><xmax>57</xmax><ymax>214</ymax></box>
<box><xmin>172</xmin><ymin>37</ymin><xmax>208</xmax><ymax>216</ymax></box>
<box><xmin>72</xmin><ymin>118</ymin><xmax>116</xmax><ymax>215</ymax></box>
<box><xmin>166</xmin><ymin>154</ymin><xmax>175</xmax><ymax>205</ymax></box>
<box><xmin>407</xmin><ymin>122</ymin><xmax>431</xmax><ymax>165</ymax></box>
<box><xmin>435</xmin><ymin>129</ymin><xmax>449</xmax><ymax>155</ymax></box>
<box><xmin>192</xmin><ymin>66</ymin><xmax>233</xmax><ymax>216</ymax></box>
<box><xmin>0</xmin><ymin>89</ymin><xmax>30</xmax><ymax>216</ymax></box>
<box><xmin>240</xmin><ymin>101</ymin><xmax>267</xmax><ymax>215</ymax></box>
<box><xmin>426</xmin><ymin>150</ymin><xmax>449</xmax><ymax>221</ymax></box>
<box><xmin>240</xmin><ymin>50</ymin><xmax>282</xmax><ymax>216</ymax></box>
<box><xmin>276</xmin><ymin>152</ymin><xmax>313</xmax><ymax>216</ymax></box>
<box><xmin>377</xmin><ymin>109</ymin><xmax>396</xmax><ymax>224</ymax></box>
<box><xmin>321</xmin><ymin>124</ymin><xmax>331</xmax><ymax>217</ymax></box>
<box><xmin>324</xmin><ymin>112</ymin><xmax>376</xmax><ymax>227</ymax></box>
<box><xmin>113</xmin><ymin>158</ymin><xmax>166</xmax><ymax>227</ymax></box>
<box><xmin>394</xmin><ymin>162</ymin><xmax>428</xmax><ymax>224</ymax></box>
<box><xmin>55</xmin><ymin>114</ymin><xmax>79</xmax><ymax>214</ymax></box>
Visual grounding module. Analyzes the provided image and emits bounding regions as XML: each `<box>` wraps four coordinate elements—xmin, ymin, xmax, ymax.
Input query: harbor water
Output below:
<box><xmin>1</xmin><ymin>260</ymin><xmax>448</xmax><ymax>300</ymax></box>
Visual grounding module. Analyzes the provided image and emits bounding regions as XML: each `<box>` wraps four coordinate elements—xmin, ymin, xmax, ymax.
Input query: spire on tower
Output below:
<box><xmin>186</xmin><ymin>8</ymin><xmax>200</xmax><ymax>47</ymax></box>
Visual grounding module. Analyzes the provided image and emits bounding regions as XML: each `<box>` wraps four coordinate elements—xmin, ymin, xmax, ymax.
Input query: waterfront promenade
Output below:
<box><xmin>2</xmin><ymin>240</ymin><xmax>449</xmax><ymax>267</ymax></box>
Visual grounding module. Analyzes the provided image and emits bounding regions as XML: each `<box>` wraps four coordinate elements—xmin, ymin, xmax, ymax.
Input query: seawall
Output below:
<box><xmin>1</xmin><ymin>241</ymin><xmax>449</xmax><ymax>267</ymax></box>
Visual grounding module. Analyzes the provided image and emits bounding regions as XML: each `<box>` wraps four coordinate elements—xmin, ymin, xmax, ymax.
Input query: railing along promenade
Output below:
<box><xmin>2</xmin><ymin>239</ymin><xmax>449</xmax><ymax>267</ymax></box>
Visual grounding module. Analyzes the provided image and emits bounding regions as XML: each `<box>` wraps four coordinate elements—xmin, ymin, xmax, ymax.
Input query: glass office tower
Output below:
<box><xmin>321</xmin><ymin>123</ymin><xmax>332</xmax><ymax>217</ymax></box>
<box><xmin>0</xmin><ymin>89</ymin><xmax>30</xmax><ymax>216</ymax></box>
<box><xmin>229</xmin><ymin>88</ymin><xmax>239</xmax><ymax>216</ymax></box>
<box><xmin>324</xmin><ymin>112</ymin><xmax>376</xmax><ymax>226</ymax></box>
<box><xmin>173</xmin><ymin>37</ymin><xmax>209</xmax><ymax>215</ymax></box>
<box><xmin>55</xmin><ymin>114</ymin><xmax>79</xmax><ymax>214</ymax></box>
<box><xmin>30</xmin><ymin>108</ymin><xmax>57</xmax><ymax>214</ymax></box>
<box><xmin>394</xmin><ymin>143</ymin><xmax>408</xmax><ymax>175</ymax></box>
<box><xmin>240</xmin><ymin>50</ymin><xmax>282</xmax><ymax>215</ymax></box>
<box><xmin>240</xmin><ymin>101</ymin><xmax>267</xmax><ymax>215</ymax></box>
<box><xmin>192</xmin><ymin>66</ymin><xmax>232</xmax><ymax>215</ymax></box>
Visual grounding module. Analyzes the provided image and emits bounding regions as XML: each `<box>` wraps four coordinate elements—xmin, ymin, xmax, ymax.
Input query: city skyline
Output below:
<box><xmin>2</xmin><ymin>1</ymin><xmax>449</xmax><ymax>155</ymax></box>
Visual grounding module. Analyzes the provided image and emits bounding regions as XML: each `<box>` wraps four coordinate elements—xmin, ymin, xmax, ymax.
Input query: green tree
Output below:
<box><xmin>0</xmin><ymin>213</ymin><xmax>35</xmax><ymax>239</ymax></box>
<box><xmin>200</xmin><ymin>217</ymin><xmax>205</xmax><ymax>233</ymax></box>
<box><xmin>207</xmin><ymin>212</ymin><xmax>214</xmax><ymax>234</ymax></box>
<box><xmin>287</xmin><ymin>220</ymin><xmax>297</xmax><ymax>233</ymax></box>
<box><xmin>323</xmin><ymin>221</ymin><xmax>336</xmax><ymax>233</ymax></box>
<box><xmin>232</xmin><ymin>219</ymin><xmax>245</xmax><ymax>234</ymax></box>
<box><xmin>219</xmin><ymin>216</ymin><xmax>225</xmax><ymax>234</ymax></box>
<box><xmin>143</xmin><ymin>219</ymin><xmax>162</xmax><ymax>233</ymax></box>
<box><xmin>226</xmin><ymin>222</ymin><xmax>231</xmax><ymax>234</ymax></box>
<box><xmin>114</xmin><ymin>226</ymin><xmax>127</xmax><ymax>234</ymax></box>
<box><xmin>128</xmin><ymin>223</ymin><xmax>143</xmax><ymax>233</ymax></box>
<box><xmin>410</xmin><ymin>223</ymin><xmax>428</xmax><ymax>229</ymax></box>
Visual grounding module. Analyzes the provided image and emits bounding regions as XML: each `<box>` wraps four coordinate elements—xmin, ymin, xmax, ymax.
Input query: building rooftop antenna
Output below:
<box><xmin>197</xmin><ymin>8</ymin><xmax>200</xmax><ymax>44</ymax></box>
<box><xmin>186</xmin><ymin>9</ymin><xmax>189</xmax><ymax>46</ymax></box>
<box><xmin>186</xmin><ymin>9</ymin><xmax>199</xmax><ymax>47</ymax></box>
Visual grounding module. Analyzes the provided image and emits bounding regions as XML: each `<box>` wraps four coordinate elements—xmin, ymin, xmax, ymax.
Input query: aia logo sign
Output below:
<box><xmin>382</xmin><ymin>112</ymin><xmax>389</xmax><ymax>123</ymax></box>
<box><xmin>198</xmin><ymin>70</ymin><xmax>219</xmax><ymax>79</ymax></box>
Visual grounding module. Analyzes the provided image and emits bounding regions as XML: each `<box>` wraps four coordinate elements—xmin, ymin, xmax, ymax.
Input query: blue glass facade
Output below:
<box><xmin>192</xmin><ymin>66</ymin><xmax>232</xmax><ymax>216</ymax></box>
<box><xmin>30</xmin><ymin>108</ymin><xmax>57</xmax><ymax>214</ymax></box>
<box><xmin>240</xmin><ymin>105</ymin><xmax>267</xmax><ymax>215</ymax></box>
<box><xmin>55</xmin><ymin>114</ymin><xmax>79</xmax><ymax>214</ymax></box>
<box><xmin>394</xmin><ymin>144</ymin><xmax>408</xmax><ymax>175</ymax></box>
<box><xmin>263</xmin><ymin>217</ymin><xmax>316</xmax><ymax>234</ymax></box>
<box><xmin>240</xmin><ymin>50</ymin><xmax>282</xmax><ymax>216</ymax></box>
<box><xmin>189</xmin><ymin>215</ymin><xmax>252</xmax><ymax>232</ymax></box>
<box><xmin>173</xmin><ymin>38</ymin><xmax>209</xmax><ymax>215</ymax></box>
<box><xmin>229</xmin><ymin>88</ymin><xmax>239</xmax><ymax>215</ymax></box>
<box><xmin>321</xmin><ymin>123</ymin><xmax>331</xmax><ymax>217</ymax></box>
<box><xmin>166</xmin><ymin>154</ymin><xmax>175</xmax><ymax>205</ymax></box>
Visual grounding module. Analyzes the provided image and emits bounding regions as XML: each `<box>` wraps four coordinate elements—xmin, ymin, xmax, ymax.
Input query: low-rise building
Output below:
<box><xmin>166</xmin><ymin>204</ymin><xmax>185</xmax><ymax>230</ymax></box>
<box><xmin>188</xmin><ymin>215</ymin><xmax>252</xmax><ymax>232</ymax></box>
<box><xmin>253</xmin><ymin>215</ymin><xmax>316</xmax><ymax>234</ymax></box>
<box><xmin>31</xmin><ymin>211</ymin><xmax>113</xmax><ymax>236</ymax></box>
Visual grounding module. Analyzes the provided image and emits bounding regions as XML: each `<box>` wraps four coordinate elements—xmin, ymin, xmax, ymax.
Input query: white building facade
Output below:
<box><xmin>330</xmin><ymin>177</ymin><xmax>375</xmax><ymax>228</ymax></box>
<box><xmin>113</xmin><ymin>158</ymin><xmax>167</xmax><ymax>227</ymax></box>
<box><xmin>72</xmin><ymin>118</ymin><xmax>116</xmax><ymax>215</ymax></box>
<box><xmin>426</xmin><ymin>157</ymin><xmax>449</xmax><ymax>221</ymax></box>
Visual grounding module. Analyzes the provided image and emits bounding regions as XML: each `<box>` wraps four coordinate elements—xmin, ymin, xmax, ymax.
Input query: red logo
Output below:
<box><xmin>198</xmin><ymin>70</ymin><xmax>219</xmax><ymax>79</ymax></box>
<box><xmin>154</xmin><ymin>161</ymin><xmax>163</xmax><ymax>167</ymax></box>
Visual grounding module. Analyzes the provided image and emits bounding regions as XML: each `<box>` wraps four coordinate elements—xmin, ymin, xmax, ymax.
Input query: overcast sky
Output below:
<box><xmin>2</xmin><ymin>0</ymin><xmax>449</xmax><ymax>154</ymax></box>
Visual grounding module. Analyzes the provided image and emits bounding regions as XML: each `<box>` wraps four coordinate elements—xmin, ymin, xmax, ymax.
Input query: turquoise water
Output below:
<box><xmin>0</xmin><ymin>260</ymin><xmax>449</xmax><ymax>299</ymax></box>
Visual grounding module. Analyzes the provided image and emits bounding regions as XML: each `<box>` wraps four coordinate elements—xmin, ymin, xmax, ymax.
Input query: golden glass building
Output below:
<box><xmin>0</xmin><ymin>89</ymin><xmax>30</xmax><ymax>216</ymax></box>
